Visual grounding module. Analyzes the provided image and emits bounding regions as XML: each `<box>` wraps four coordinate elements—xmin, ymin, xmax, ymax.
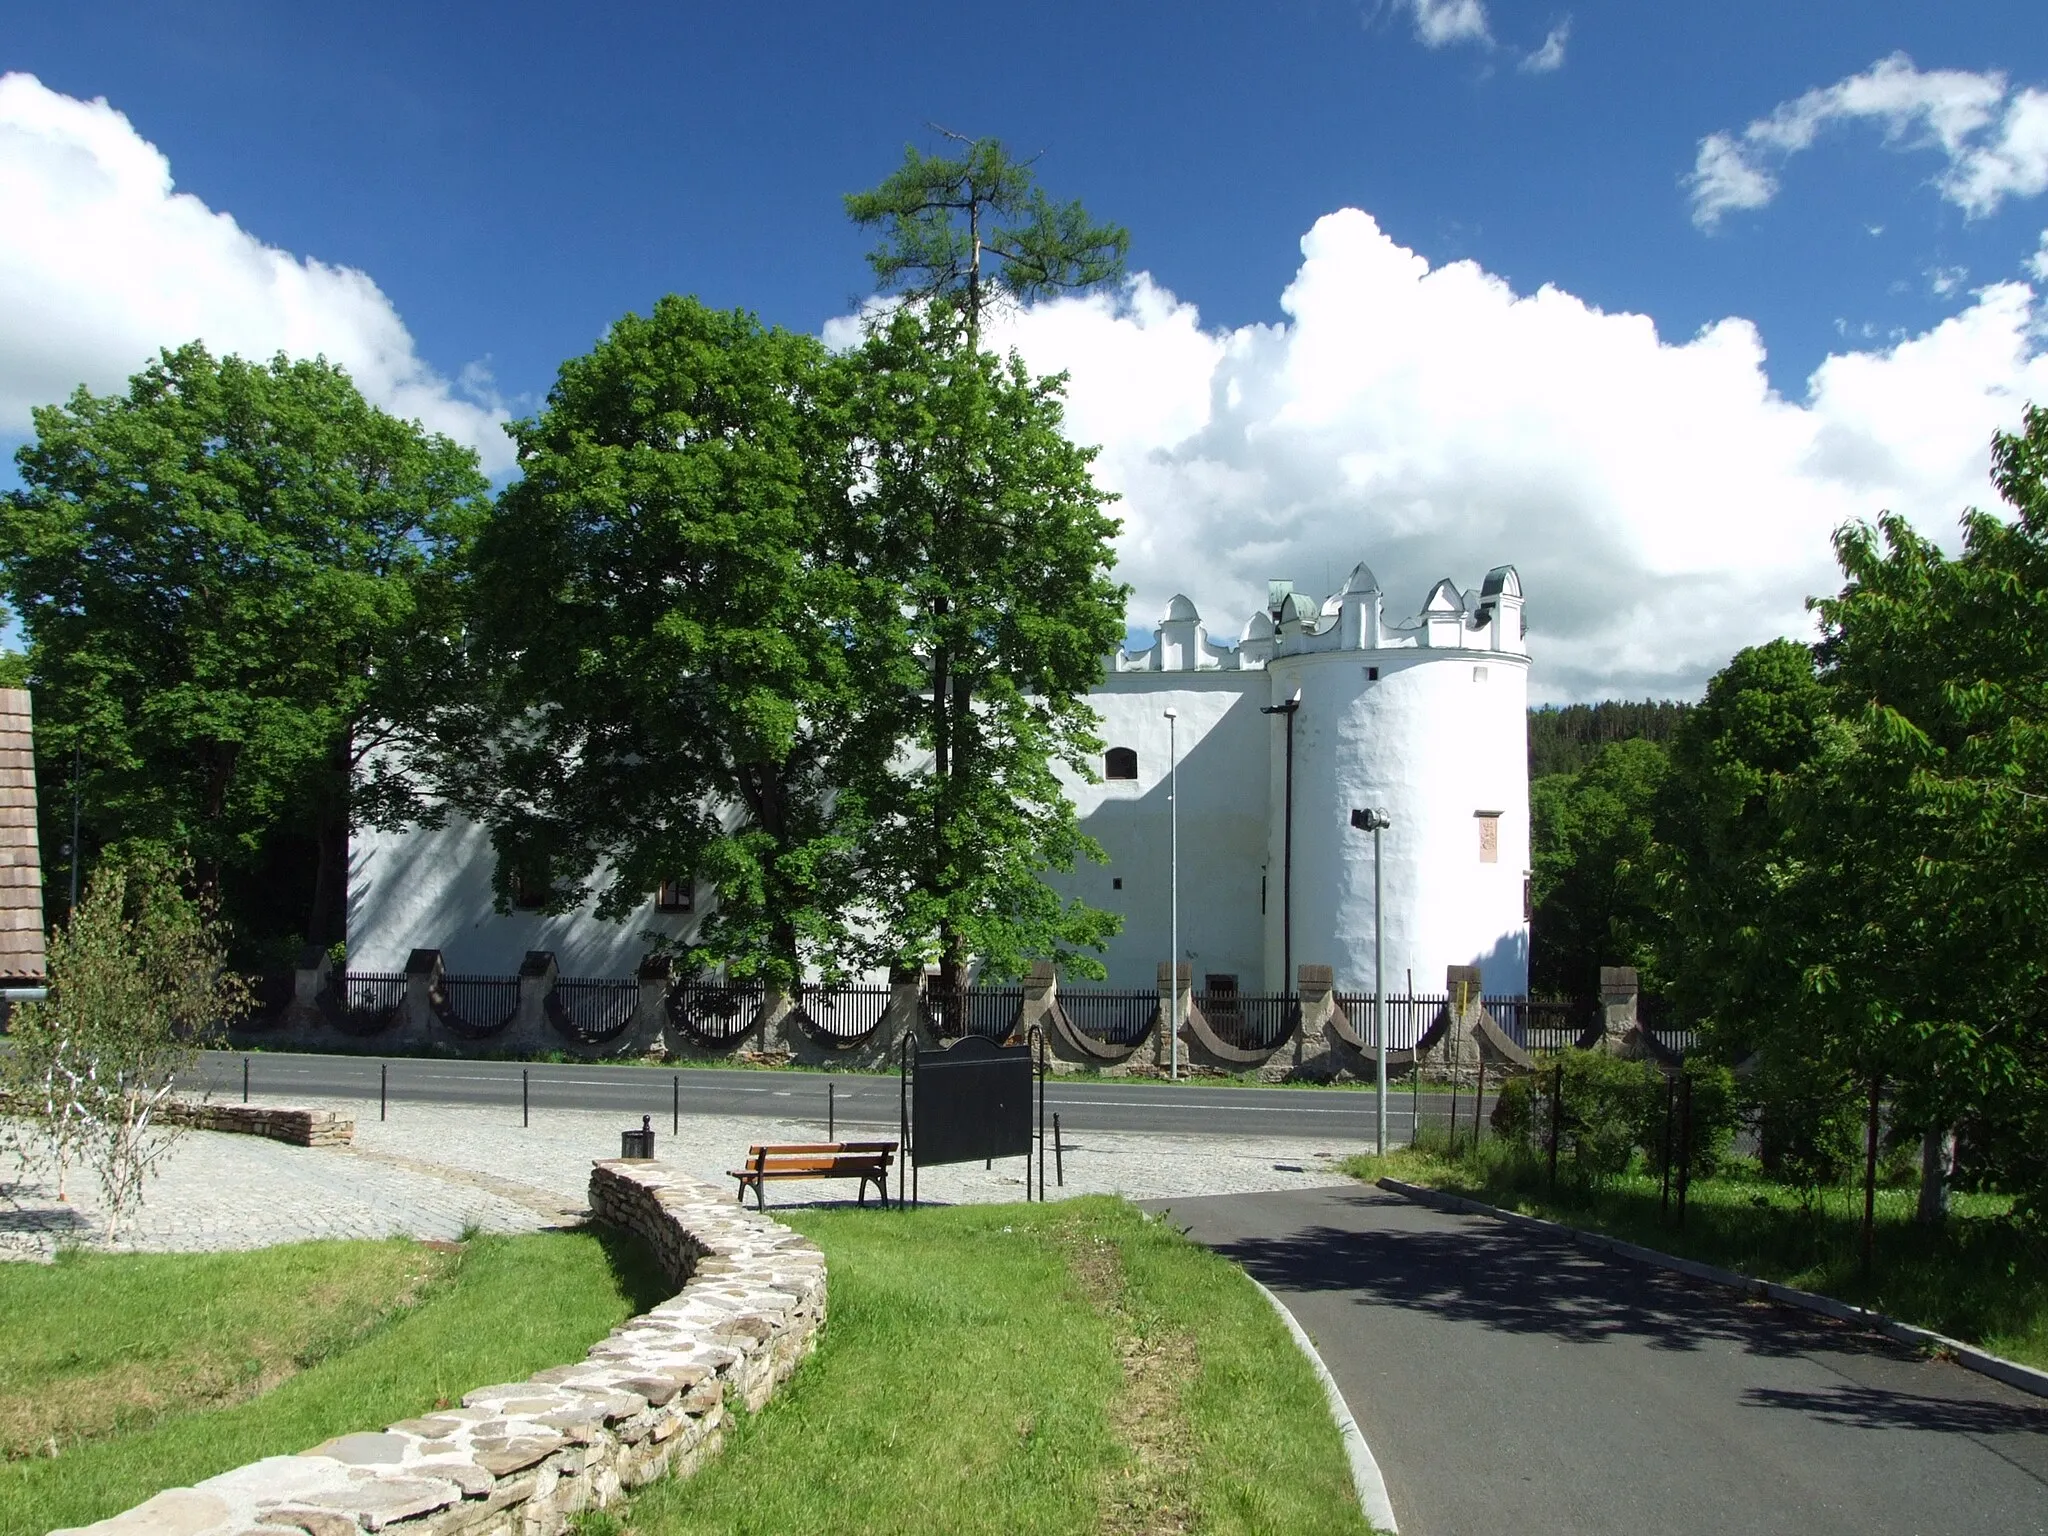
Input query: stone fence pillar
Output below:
<box><xmin>1022</xmin><ymin>960</ymin><xmax>1058</xmax><ymax>1039</ymax></box>
<box><xmin>403</xmin><ymin>947</ymin><xmax>442</xmax><ymax>1035</ymax></box>
<box><xmin>1155</xmin><ymin>961</ymin><xmax>1191</xmax><ymax>1070</ymax></box>
<box><xmin>1599</xmin><ymin>965</ymin><xmax>1639</xmax><ymax>1052</ymax></box>
<box><xmin>516</xmin><ymin>950</ymin><xmax>558</xmax><ymax>1042</ymax></box>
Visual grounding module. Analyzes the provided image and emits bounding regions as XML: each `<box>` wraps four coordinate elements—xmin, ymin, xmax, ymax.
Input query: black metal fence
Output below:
<box><xmin>1488</xmin><ymin>995</ymin><xmax>1596</xmax><ymax>1053</ymax></box>
<box><xmin>924</xmin><ymin>984</ymin><xmax>1024</xmax><ymax>1041</ymax></box>
<box><xmin>1058</xmin><ymin>988</ymin><xmax>1158</xmax><ymax>1046</ymax></box>
<box><xmin>1333</xmin><ymin>992</ymin><xmax>1447</xmax><ymax>1050</ymax></box>
<box><xmin>438</xmin><ymin>974</ymin><xmax>519</xmax><ymax>1032</ymax></box>
<box><xmin>327</xmin><ymin>971</ymin><xmax>405</xmax><ymax>1030</ymax></box>
<box><xmin>552</xmin><ymin>977</ymin><xmax>639</xmax><ymax>1040</ymax></box>
<box><xmin>669</xmin><ymin>980</ymin><xmax>763</xmax><ymax>1046</ymax></box>
<box><xmin>1198</xmin><ymin>991</ymin><xmax>1297</xmax><ymax>1050</ymax></box>
<box><xmin>792</xmin><ymin>984</ymin><xmax>893</xmax><ymax>1042</ymax></box>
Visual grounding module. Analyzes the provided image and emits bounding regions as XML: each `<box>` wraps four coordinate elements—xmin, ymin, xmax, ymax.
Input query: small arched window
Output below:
<box><xmin>1105</xmin><ymin>747</ymin><xmax>1138</xmax><ymax>781</ymax></box>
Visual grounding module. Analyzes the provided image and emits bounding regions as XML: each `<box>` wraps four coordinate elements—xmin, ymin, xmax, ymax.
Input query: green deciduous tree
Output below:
<box><xmin>450</xmin><ymin>297</ymin><xmax>881</xmax><ymax>986</ymax></box>
<box><xmin>0</xmin><ymin>344</ymin><xmax>488</xmax><ymax>957</ymax></box>
<box><xmin>844</xmin><ymin>305</ymin><xmax>1128</xmax><ymax>984</ymax></box>
<box><xmin>841</xmin><ymin>142</ymin><xmax>1132</xmax><ymax>985</ymax></box>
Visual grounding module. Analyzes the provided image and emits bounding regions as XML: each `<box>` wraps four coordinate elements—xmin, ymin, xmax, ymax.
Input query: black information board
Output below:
<box><xmin>911</xmin><ymin>1034</ymin><xmax>1033</xmax><ymax>1167</ymax></box>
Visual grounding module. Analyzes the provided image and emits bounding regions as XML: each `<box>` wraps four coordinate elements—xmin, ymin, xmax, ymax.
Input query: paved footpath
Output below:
<box><xmin>1</xmin><ymin>1095</ymin><xmax>1370</xmax><ymax>1258</ymax></box>
<box><xmin>1149</xmin><ymin>1183</ymin><xmax>2048</xmax><ymax>1536</ymax></box>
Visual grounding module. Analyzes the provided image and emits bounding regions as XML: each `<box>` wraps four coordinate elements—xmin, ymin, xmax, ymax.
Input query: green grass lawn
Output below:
<box><xmin>1343</xmin><ymin>1141</ymin><xmax>2048</xmax><ymax>1371</ymax></box>
<box><xmin>0</xmin><ymin>1227</ymin><xmax>666</xmax><ymax>1536</ymax></box>
<box><xmin>626</xmin><ymin>1198</ymin><xmax>1372</xmax><ymax>1536</ymax></box>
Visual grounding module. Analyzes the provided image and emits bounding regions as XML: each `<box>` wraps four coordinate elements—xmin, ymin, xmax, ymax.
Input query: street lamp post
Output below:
<box><xmin>1165</xmin><ymin>708</ymin><xmax>1180</xmax><ymax>1082</ymax></box>
<box><xmin>1351</xmin><ymin>807</ymin><xmax>1392</xmax><ymax>1153</ymax></box>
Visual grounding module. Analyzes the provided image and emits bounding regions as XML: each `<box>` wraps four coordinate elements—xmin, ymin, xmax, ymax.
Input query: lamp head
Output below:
<box><xmin>1163</xmin><ymin>707</ymin><xmax>1178</xmax><ymax>720</ymax></box>
<box><xmin>1350</xmin><ymin>807</ymin><xmax>1391</xmax><ymax>832</ymax></box>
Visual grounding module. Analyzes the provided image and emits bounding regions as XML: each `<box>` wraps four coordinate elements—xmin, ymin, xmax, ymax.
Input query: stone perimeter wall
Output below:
<box><xmin>162</xmin><ymin>1102</ymin><xmax>356</xmax><ymax>1147</ymax></box>
<box><xmin>57</xmin><ymin>1162</ymin><xmax>826</xmax><ymax>1536</ymax></box>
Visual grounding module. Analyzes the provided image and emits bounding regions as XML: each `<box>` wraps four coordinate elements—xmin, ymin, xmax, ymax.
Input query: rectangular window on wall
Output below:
<box><xmin>1476</xmin><ymin>811</ymin><xmax>1501</xmax><ymax>863</ymax></box>
<box><xmin>656</xmin><ymin>879</ymin><xmax>693</xmax><ymax>913</ymax></box>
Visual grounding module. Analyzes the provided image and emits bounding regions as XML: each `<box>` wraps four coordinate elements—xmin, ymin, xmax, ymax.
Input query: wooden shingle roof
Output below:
<box><xmin>0</xmin><ymin>689</ymin><xmax>46</xmax><ymax>982</ymax></box>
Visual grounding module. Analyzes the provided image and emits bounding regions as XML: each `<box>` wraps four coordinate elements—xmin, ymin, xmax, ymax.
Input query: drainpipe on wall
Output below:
<box><xmin>1261</xmin><ymin>688</ymin><xmax>1301</xmax><ymax>994</ymax></box>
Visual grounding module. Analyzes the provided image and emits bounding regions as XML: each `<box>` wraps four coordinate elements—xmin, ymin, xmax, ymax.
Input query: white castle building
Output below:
<box><xmin>349</xmin><ymin>560</ymin><xmax>1531</xmax><ymax>995</ymax></box>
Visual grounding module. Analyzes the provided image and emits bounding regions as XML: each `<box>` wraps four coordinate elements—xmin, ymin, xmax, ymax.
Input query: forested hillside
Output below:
<box><xmin>1528</xmin><ymin>700</ymin><xmax>1693</xmax><ymax>779</ymax></box>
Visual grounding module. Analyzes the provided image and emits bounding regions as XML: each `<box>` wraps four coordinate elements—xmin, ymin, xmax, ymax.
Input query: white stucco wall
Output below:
<box><xmin>348</xmin><ymin>562</ymin><xmax>1533</xmax><ymax>994</ymax></box>
<box><xmin>1050</xmin><ymin>672</ymin><xmax>1271</xmax><ymax>989</ymax></box>
<box><xmin>349</xmin><ymin>817</ymin><xmax>699</xmax><ymax>976</ymax></box>
<box><xmin>1264</xmin><ymin>646</ymin><xmax>1529</xmax><ymax>997</ymax></box>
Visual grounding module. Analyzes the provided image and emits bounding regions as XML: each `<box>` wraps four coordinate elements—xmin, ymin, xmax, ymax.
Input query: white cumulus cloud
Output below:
<box><xmin>1403</xmin><ymin>0</ymin><xmax>1491</xmax><ymax>50</ymax></box>
<box><xmin>972</xmin><ymin>210</ymin><xmax>2048</xmax><ymax>701</ymax></box>
<box><xmin>1519</xmin><ymin>20</ymin><xmax>1570</xmax><ymax>75</ymax></box>
<box><xmin>1690</xmin><ymin>53</ymin><xmax>2048</xmax><ymax>229</ymax></box>
<box><xmin>0</xmin><ymin>73</ymin><xmax>511</xmax><ymax>470</ymax></box>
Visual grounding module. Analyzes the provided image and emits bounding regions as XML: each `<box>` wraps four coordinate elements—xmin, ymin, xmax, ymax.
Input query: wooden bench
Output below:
<box><xmin>729</xmin><ymin>1142</ymin><xmax>897</xmax><ymax>1210</ymax></box>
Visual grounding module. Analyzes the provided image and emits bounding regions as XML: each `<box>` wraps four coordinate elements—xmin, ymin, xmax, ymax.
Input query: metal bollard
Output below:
<box><xmin>673</xmin><ymin>1073</ymin><xmax>679</xmax><ymax>1135</ymax></box>
<box><xmin>380</xmin><ymin>1061</ymin><xmax>387</xmax><ymax>1122</ymax></box>
<box><xmin>523</xmin><ymin>1068</ymin><xmax>529</xmax><ymax>1128</ymax></box>
<box><xmin>1055</xmin><ymin>1113</ymin><xmax>1064</xmax><ymax>1188</ymax></box>
<box><xmin>242</xmin><ymin>1057</ymin><xmax>249</xmax><ymax>1104</ymax></box>
<box><xmin>828</xmin><ymin>1081</ymin><xmax>835</xmax><ymax>1142</ymax></box>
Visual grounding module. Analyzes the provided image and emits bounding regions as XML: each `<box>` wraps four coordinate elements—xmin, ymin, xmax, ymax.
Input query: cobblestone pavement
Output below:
<box><xmin>2</xmin><ymin>1096</ymin><xmax>1367</xmax><ymax>1258</ymax></box>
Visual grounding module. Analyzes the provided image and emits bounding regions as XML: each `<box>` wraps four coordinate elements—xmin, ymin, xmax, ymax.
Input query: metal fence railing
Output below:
<box><xmin>325</xmin><ymin>971</ymin><xmax>405</xmax><ymax>1031</ymax></box>
<box><xmin>668</xmin><ymin>980</ymin><xmax>763</xmax><ymax>1046</ymax></box>
<box><xmin>793</xmin><ymin>984</ymin><xmax>893</xmax><ymax>1042</ymax></box>
<box><xmin>1333</xmin><ymin>993</ymin><xmax>1448</xmax><ymax>1051</ymax></box>
<box><xmin>1487</xmin><ymin>995</ymin><xmax>1596</xmax><ymax>1054</ymax></box>
<box><xmin>1058</xmin><ymin>988</ymin><xmax>1158</xmax><ymax>1046</ymax></box>
<box><xmin>437</xmin><ymin>974</ymin><xmax>519</xmax><ymax>1032</ymax></box>
<box><xmin>1198</xmin><ymin>991</ymin><xmax>1297</xmax><ymax>1050</ymax></box>
<box><xmin>552</xmin><ymin>977</ymin><xmax>639</xmax><ymax>1040</ymax></box>
<box><xmin>924</xmin><ymin>984</ymin><xmax>1024</xmax><ymax>1041</ymax></box>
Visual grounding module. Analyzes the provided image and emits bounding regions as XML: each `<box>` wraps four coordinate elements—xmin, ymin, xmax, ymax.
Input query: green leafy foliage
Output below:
<box><xmin>841</xmin><ymin>305</ymin><xmax>1128</xmax><ymax>982</ymax></box>
<box><xmin>449</xmin><ymin>298</ymin><xmax>878</xmax><ymax>984</ymax></box>
<box><xmin>1529</xmin><ymin>737</ymin><xmax>1668</xmax><ymax>998</ymax></box>
<box><xmin>0</xmin><ymin>847</ymin><xmax>244</xmax><ymax>1234</ymax></box>
<box><xmin>1527</xmin><ymin>699</ymin><xmax>1693</xmax><ymax>779</ymax></box>
<box><xmin>0</xmin><ymin>344</ymin><xmax>488</xmax><ymax>957</ymax></box>
<box><xmin>845</xmin><ymin>133</ymin><xmax>1128</xmax><ymax>342</ymax></box>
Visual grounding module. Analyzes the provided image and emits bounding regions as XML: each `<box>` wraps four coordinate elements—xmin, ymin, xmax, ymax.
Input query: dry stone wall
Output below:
<box><xmin>55</xmin><ymin>1162</ymin><xmax>826</xmax><ymax>1536</ymax></box>
<box><xmin>162</xmin><ymin>1102</ymin><xmax>356</xmax><ymax>1147</ymax></box>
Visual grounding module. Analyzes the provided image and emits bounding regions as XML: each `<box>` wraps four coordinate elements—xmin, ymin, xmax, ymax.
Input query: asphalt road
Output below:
<box><xmin>189</xmin><ymin>1049</ymin><xmax>1505</xmax><ymax>1143</ymax></box>
<box><xmin>1148</xmin><ymin>1183</ymin><xmax>2048</xmax><ymax>1536</ymax></box>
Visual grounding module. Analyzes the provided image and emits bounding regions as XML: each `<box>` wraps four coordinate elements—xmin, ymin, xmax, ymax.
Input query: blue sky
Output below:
<box><xmin>5</xmin><ymin>3</ymin><xmax>2048</xmax><ymax>697</ymax></box>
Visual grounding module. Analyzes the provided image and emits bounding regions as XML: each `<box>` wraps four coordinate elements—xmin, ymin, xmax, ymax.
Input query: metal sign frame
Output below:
<box><xmin>899</xmin><ymin>1025</ymin><xmax>1047</xmax><ymax>1207</ymax></box>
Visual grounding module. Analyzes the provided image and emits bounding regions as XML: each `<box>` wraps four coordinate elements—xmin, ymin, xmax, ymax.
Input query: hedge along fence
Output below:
<box><xmin>58</xmin><ymin>1162</ymin><xmax>825</xmax><ymax>1536</ymax></box>
<box><xmin>1489</xmin><ymin>1051</ymin><xmax>1740</xmax><ymax>1186</ymax></box>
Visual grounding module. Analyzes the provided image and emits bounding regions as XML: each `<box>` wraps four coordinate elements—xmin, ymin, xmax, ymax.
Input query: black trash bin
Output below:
<box><xmin>621</xmin><ymin>1113</ymin><xmax>655</xmax><ymax>1160</ymax></box>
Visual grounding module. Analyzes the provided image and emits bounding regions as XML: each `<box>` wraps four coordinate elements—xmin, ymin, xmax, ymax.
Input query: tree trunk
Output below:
<box><xmin>1916</xmin><ymin>1126</ymin><xmax>1955</xmax><ymax>1225</ymax></box>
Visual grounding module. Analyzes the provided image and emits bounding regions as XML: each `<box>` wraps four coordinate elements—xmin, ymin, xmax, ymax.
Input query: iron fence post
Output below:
<box><xmin>1677</xmin><ymin>1073</ymin><xmax>1694</xmax><ymax>1229</ymax></box>
<box><xmin>1661</xmin><ymin>1072</ymin><xmax>1676</xmax><ymax>1222</ymax></box>
<box><xmin>1547</xmin><ymin>1062</ymin><xmax>1562</xmax><ymax>1193</ymax></box>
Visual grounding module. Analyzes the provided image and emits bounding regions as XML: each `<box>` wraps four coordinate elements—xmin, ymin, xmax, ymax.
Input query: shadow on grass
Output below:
<box><xmin>584</xmin><ymin>1220</ymin><xmax>675</xmax><ymax>1313</ymax></box>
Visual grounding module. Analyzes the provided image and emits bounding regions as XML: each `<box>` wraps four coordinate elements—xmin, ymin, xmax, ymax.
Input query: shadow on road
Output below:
<box><xmin>1745</xmin><ymin>1382</ymin><xmax>2048</xmax><ymax>1438</ymax></box>
<box><xmin>1203</xmin><ymin>1189</ymin><xmax>1911</xmax><ymax>1365</ymax></box>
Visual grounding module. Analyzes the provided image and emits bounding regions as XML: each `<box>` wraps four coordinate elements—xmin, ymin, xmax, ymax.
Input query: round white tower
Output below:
<box><xmin>1260</xmin><ymin>563</ymin><xmax>1530</xmax><ymax>997</ymax></box>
